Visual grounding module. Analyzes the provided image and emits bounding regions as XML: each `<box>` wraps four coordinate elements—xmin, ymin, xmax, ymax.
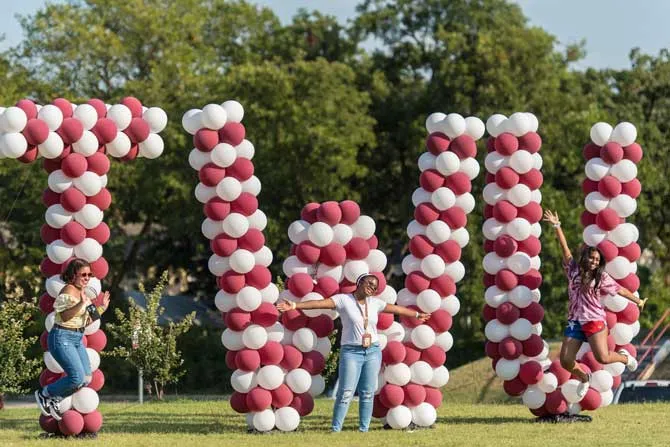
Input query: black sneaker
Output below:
<box><xmin>47</xmin><ymin>397</ymin><xmax>63</xmax><ymax>421</ymax></box>
<box><xmin>35</xmin><ymin>390</ymin><xmax>49</xmax><ymax>417</ymax></box>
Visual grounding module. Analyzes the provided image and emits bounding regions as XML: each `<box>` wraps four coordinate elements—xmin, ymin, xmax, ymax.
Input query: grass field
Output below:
<box><xmin>1</xmin><ymin>398</ymin><xmax>669</xmax><ymax>447</ymax></box>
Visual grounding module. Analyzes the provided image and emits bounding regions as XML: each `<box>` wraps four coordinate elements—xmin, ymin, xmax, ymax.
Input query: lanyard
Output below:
<box><xmin>355</xmin><ymin>297</ymin><xmax>369</xmax><ymax>332</ymax></box>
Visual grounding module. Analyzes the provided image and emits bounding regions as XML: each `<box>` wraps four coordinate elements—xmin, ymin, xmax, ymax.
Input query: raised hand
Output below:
<box><xmin>638</xmin><ymin>297</ymin><xmax>648</xmax><ymax>311</ymax></box>
<box><xmin>101</xmin><ymin>291</ymin><xmax>111</xmax><ymax>311</ymax></box>
<box><xmin>543</xmin><ymin>209</ymin><xmax>560</xmax><ymax>226</ymax></box>
<box><xmin>276</xmin><ymin>299</ymin><xmax>295</xmax><ymax>313</ymax></box>
<box><xmin>418</xmin><ymin>312</ymin><xmax>431</xmax><ymax>322</ymax></box>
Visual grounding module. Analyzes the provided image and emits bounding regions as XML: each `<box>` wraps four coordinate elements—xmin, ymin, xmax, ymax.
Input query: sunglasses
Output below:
<box><xmin>77</xmin><ymin>273</ymin><xmax>93</xmax><ymax>278</ymax></box>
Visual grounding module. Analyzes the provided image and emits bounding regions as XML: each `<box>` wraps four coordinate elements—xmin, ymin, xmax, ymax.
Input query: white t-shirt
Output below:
<box><xmin>331</xmin><ymin>293</ymin><xmax>387</xmax><ymax>346</ymax></box>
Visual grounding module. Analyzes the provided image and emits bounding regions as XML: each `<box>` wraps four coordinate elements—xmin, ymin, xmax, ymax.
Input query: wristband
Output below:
<box><xmin>553</xmin><ymin>222</ymin><xmax>561</xmax><ymax>228</ymax></box>
<box><xmin>415</xmin><ymin>312</ymin><xmax>420</xmax><ymax>319</ymax></box>
<box><xmin>291</xmin><ymin>301</ymin><xmax>297</xmax><ymax>310</ymax></box>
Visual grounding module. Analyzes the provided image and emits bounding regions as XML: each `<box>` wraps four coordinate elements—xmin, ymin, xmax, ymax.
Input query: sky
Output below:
<box><xmin>1</xmin><ymin>0</ymin><xmax>669</xmax><ymax>70</ymax></box>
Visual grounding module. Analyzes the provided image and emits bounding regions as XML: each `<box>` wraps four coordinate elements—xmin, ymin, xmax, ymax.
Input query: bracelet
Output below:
<box><xmin>291</xmin><ymin>301</ymin><xmax>297</xmax><ymax>310</ymax></box>
<box><xmin>553</xmin><ymin>222</ymin><xmax>561</xmax><ymax>228</ymax></box>
<box><xmin>415</xmin><ymin>312</ymin><xmax>420</xmax><ymax>319</ymax></box>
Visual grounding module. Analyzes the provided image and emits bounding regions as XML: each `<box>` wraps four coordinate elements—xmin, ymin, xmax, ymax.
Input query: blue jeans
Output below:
<box><xmin>46</xmin><ymin>327</ymin><xmax>91</xmax><ymax>398</ymax></box>
<box><xmin>331</xmin><ymin>343</ymin><xmax>381</xmax><ymax>432</ymax></box>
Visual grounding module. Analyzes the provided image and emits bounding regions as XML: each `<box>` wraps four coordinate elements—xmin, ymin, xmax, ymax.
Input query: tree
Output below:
<box><xmin>0</xmin><ymin>284</ymin><xmax>42</xmax><ymax>409</ymax></box>
<box><xmin>105</xmin><ymin>271</ymin><xmax>195</xmax><ymax>399</ymax></box>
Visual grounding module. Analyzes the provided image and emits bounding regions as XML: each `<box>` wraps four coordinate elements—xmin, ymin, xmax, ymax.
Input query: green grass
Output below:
<box><xmin>1</xmin><ymin>398</ymin><xmax>669</xmax><ymax>446</ymax></box>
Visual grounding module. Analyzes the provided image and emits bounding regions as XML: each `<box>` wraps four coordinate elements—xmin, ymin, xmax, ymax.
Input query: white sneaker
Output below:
<box><xmin>47</xmin><ymin>397</ymin><xmax>63</xmax><ymax>421</ymax></box>
<box><xmin>576</xmin><ymin>373</ymin><xmax>591</xmax><ymax>399</ymax></box>
<box><xmin>35</xmin><ymin>390</ymin><xmax>49</xmax><ymax>417</ymax></box>
<box><xmin>619</xmin><ymin>349</ymin><xmax>638</xmax><ymax>372</ymax></box>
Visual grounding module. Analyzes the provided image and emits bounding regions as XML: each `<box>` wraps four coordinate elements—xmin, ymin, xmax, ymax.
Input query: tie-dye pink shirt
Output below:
<box><xmin>564</xmin><ymin>258</ymin><xmax>622</xmax><ymax>322</ymax></box>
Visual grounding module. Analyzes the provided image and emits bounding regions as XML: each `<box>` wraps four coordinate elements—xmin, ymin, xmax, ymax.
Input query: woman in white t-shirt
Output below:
<box><xmin>277</xmin><ymin>273</ymin><xmax>430</xmax><ymax>432</ymax></box>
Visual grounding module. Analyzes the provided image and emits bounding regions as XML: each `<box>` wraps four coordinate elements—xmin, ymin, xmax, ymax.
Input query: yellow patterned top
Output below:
<box><xmin>54</xmin><ymin>293</ymin><xmax>89</xmax><ymax>329</ymax></box>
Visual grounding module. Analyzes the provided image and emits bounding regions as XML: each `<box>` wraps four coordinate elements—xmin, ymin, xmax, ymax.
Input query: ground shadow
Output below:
<box><xmin>437</xmin><ymin>416</ymin><xmax>531</xmax><ymax>425</ymax></box>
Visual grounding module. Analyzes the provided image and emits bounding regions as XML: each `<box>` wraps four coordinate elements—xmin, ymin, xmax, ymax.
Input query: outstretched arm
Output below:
<box><xmin>543</xmin><ymin>210</ymin><xmax>572</xmax><ymax>263</ymax></box>
<box><xmin>618</xmin><ymin>288</ymin><xmax>648</xmax><ymax>310</ymax></box>
<box><xmin>276</xmin><ymin>298</ymin><xmax>336</xmax><ymax>312</ymax></box>
<box><xmin>383</xmin><ymin>304</ymin><xmax>430</xmax><ymax>321</ymax></box>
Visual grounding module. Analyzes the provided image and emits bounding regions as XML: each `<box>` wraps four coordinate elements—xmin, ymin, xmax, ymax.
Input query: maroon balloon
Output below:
<box><xmin>495</xmin><ymin>269</ymin><xmax>518</xmax><ymax>291</ymax></box>
<box><xmin>430</xmin><ymin>274</ymin><xmax>456</xmax><ymax>297</ymax></box>
<box><xmin>301</xmin><ymin>351</ymin><xmax>326</xmax><ymax>375</ymax></box>
<box><xmin>496</xmin><ymin>302</ymin><xmax>520</xmax><ymax>325</ymax></box>
<box><xmin>450</xmin><ymin>134</ymin><xmax>477</xmax><ymax>159</ymax></box>
<box><xmin>519</xmin><ymin>169</ymin><xmax>543</xmax><ymax>190</ymax></box>
<box><xmin>238</xmin><ymin>229</ymin><xmax>265</xmax><ymax>252</ymax></box>
<box><xmin>90</xmin><ymin>257</ymin><xmax>109</xmax><ymax>279</ymax></box>
<box><xmin>41</xmin><ymin>224</ymin><xmax>61</xmax><ymax>244</ymax></box>
<box><xmin>88</xmin><ymin>369</ymin><xmax>106</xmax><ymax>392</ymax></box>
<box><xmin>403</xmin><ymin>383</ymin><xmax>427</xmax><ymax>407</ymax></box>
<box><xmin>498</xmin><ymin>337</ymin><xmax>522</xmax><ymax>360</ymax></box>
<box><xmin>300</xmin><ymin>202</ymin><xmax>319</xmax><ymax>223</ymax></box>
<box><xmin>494</xmin><ymin>133</ymin><xmax>519</xmax><ymax>155</ymax></box>
<box><xmin>444</xmin><ymin>172</ymin><xmax>471</xmax><ymax>194</ymax></box>
<box><xmin>600</xmin><ymin>142</ymin><xmax>624</xmax><ymax>164</ymax></box>
<box><xmin>40</xmin><ymin>257</ymin><xmax>61</xmax><ymax>277</ymax></box>
<box><xmin>419</xmin><ymin>169</ymin><xmax>445</xmax><ymax>191</ymax></box>
<box><xmin>493</xmin><ymin>201</ymin><xmax>517</xmax><ymax>223</ymax></box>
<box><xmin>426</xmin><ymin>132</ymin><xmax>450</xmax><ymax>155</ymax></box>
<box><xmin>259</xmin><ymin>341</ymin><xmax>284</xmax><ymax>365</ymax></box>
<box><xmin>290</xmin><ymin>392</ymin><xmax>314</xmax><ymax>417</ymax></box>
<box><xmin>219</xmin><ymin>122</ymin><xmax>246</xmax><ymax>146</ymax></box>
<box><xmin>225</xmin><ymin>307</ymin><xmax>252</xmax><ymax>331</ymax></box>
<box><xmin>227</xmin><ymin>157</ymin><xmax>254</xmax><ymax>181</ymax></box>
<box><xmin>434</xmin><ymin>240</ymin><xmax>461</xmax><ymax>263</ymax></box>
<box><xmin>194</xmin><ymin>129</ymin><xmax>219</xmax><ymax>151</ymax></box>
<box><xmin>440</xmin><ymin>207</ymin><xmax>467</xmax><ymax>229</ymax></box>
<box><xmin>58</xmin><ymin>410</ymin><xmax>85</xmax><ymax>436</ymax></box>
<box><xmin>339</xmin><ymin>200</ymin><xmax>361</xmax><ymax>224</ymax></box>
<box><xmin>495</xmin><ymin>167</ymin><xmax>520</xmax><ymax>189</ymax></box>
<box><xmin>24</xmin><ymin>119</ymin><xmax>50</xmax><ymax>145</ymax></box>
<box><xmin>316</xmin><ymin>201</ymin><xmax>342</xmax><ymax>225</ymax></box>
<box><xmin>598</xmin><ymin>175</ymin><xmax>622</xmax><ymax>198</ymax></box>
<box><xmin>280</xmin><ymin>345</ymin><xmax>304</xmax><ymax>370</ymax></box>
<box><xmin>424</xmin><ymin>386</ymin><xmax>443</xmax><ymax>408</ymax></box>
<box><xmin>86</xmin><ymin>153</ymin><xmax>110</xmax><ymax>175</ymax></box>
<box><xmin>623</xmin><ymin>143</ymin><xmax>643</xmax><ymax>163</ymax></box>
<box><xmin>236</xmin><ymin>349</ymin><xmax>261</xmax><ymax>371</ymax></box>
<box><xmin>58</xmin><ymin>118</ymin><xmax>84</xmax><ymax>145</ymax></box>
<box><xmin>16</xmin><ymin>98</ymin><xmax>38</xmax><ymax>119</ymax></box>
<box><xmin>621</xmin><ymin>179</ymin><xmax>642</xmax><ymax>198</ymax></box>
<box><xmin>582</xmin><ymin>178</ymin><xmax>599</xmax><ymax>194</ymax></box>
<box><xmin>319</xmin><ymin>243</ymin><xmax>346</xmax><ymax>266</ymax></box>
<box><xmin>545</xmin><ymin>390</ymin><xmax>568</xmax><ymax>415</ymax></box>
<box><xmin>519</xmin><ymin>361</ymin><xmax>543</xmax><ymax>385</ymax></box>
<box><xmin>246</xmin><ymin>387</ymin><xmax>272</xmax><ymax>412</ymax></box>
<box><xmin>494</xmin><ymin>235</ymin><xmax>518</xmax><ymax>257</ymax></box>
<box><xmin>503</xmin><ymin>377</ymin><xmax>527</xmax><ymax>396</ymax></box>
<box><xmin>92</xmin><ymin>118</ymin><xmax>118</xmax><ymax>144</ymax></box>
<box><xmin>199</xmin><ymin>163</ymin><xmax>227</xmax><ymax>186</ymax></box>
<box><xmin>87</xmin><ymin>223</ymin><xmax>110</xmax><ymax>244</ymax></box>
<box><xmin>60</xmin><ymin>187</ymin><xmax>86</xmax><ymax>212</ymax></box>
<box><xmin>121</xmin><ymin>97</ymin><xmax>143</xmax><ymax>117</ymax></box>
<box><xmin>250</xmin><ymin>302</ymin><xmax>278</xmax><ymax>327</ymax></box>
<box><xmin>271</xmin><ymin>384</ymin><xmax>293</xmax><ymax>408</ymax></box>
<box><xmin>281</xmin><ymin>309</ymin><xmax>309</xmax><ymax>332</ymax></box>
<box><xmin>230</xmin><ymin>392</ymin><xmax>249</xmax><ymax>414</ymax></box>
<box><xmin>382</xmin><ymin>341</ymin><xmax>407</xmax><ymax>364</ymax></box>
<box><xmin>307</xmin><ymin>314</ymin><xmax>335</xmax><ymax>338</ymax></box>
<box><xmin>415</xmin><ymin>202</ymin><xmax>440</xmax><ymax>225</ymax></box>
<box><xmin>409</xmin><ymin>235</ymin><xmax>434</xmax><ymax>259</ymax></box>
<box><xmin>39</xmin><ymin>294</ymin><xmax>55</xmax><ymax>314</ymax></box>
<box><xmin>421</xmin><ymin>345</ymin><xmax>447</xmax><ymax>367</ymax></box>
<box><xmin>205</xmin><ymin>197</ymin><xmax>231</xmax><ymax>221</ymax></box>
<box><xmin>518</xmin><ymin>132</ymin><xmax>542</xmax><ymax>153</ymax></box>
<box><xmin>520</xmin><ymin>302</ymin><xmax>544</xmax><ymax>324</ymax></box>
<box><xmin>426</xmin><ymin>309</ymin><xmax>452</xmax><ymax>333</ymax></box>
<box><xmin>583</xmin><ymin>143</ymin><xmax>601</xmax><ymax>160</ymax></box>
<box><xmin>87</xmin><ymin>330</ymin><xmax>107</xmax><ymax>352</ymax></box>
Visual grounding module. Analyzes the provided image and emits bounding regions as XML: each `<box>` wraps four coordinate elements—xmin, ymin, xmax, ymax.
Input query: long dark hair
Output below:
<box><xmin>60</xmin><ymin>258</ymin><xmax>91</xmax><ymax>284</ymax></box>
<box><xmin>577</xmin><ymin>245</ymin><xmax>606</xmax><ymax>293</ymax></box>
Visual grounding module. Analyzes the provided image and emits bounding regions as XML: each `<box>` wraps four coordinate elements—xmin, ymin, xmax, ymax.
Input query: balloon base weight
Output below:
<box><xmin>383</xmin><ymin>422</ymin><xmax>433</xmax><ymax>431</ymax></box>
<box><xmin>39</xmin><ymin>432</ymin><xmax>99</xmax><ymax>439</ymax></box>
<box><xmin>534</xmin><ymin>413</ymin><xmax>592</xmax><ymax>424</ymax></box>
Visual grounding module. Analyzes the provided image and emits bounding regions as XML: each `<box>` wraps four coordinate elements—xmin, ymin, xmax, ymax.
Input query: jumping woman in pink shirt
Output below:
<box><xmin>544</xmin><ymin>210</ymin><xmax>648</xmax><ymax>398</ymax></box>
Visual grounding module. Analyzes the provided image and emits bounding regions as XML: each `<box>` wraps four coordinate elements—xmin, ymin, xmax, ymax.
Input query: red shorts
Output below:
<box><xmin>564</xmin><ymin>320</ymin><xmax>606</xmax><ymax>342</ymax></box>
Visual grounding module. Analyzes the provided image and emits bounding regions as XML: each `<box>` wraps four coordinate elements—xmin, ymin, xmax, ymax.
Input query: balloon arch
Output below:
<box><xmin>1</xmin><ymin>98</ymin><xmax>643</xmax><ymax>434</ymax></box>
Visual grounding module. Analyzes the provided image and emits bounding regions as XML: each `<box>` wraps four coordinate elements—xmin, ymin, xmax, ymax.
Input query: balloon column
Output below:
<box><xmin>372</xmin><ymin>113</ymin><xmax>484</xmax><ymax>429</ymax></box>
<box><xmin>281</xmin><ymin>200</ymin><xmax>390</xmax><ymax>429</ymax></box>
<box><xmin>570</xmin><ymin>121</ymin><xmax>643</xmax><ymax>412</ymax></box>
<box><xmin>481</xmin><ymin>113</ymin><xmax>554</xmax><ymax>415</ymax></box>
<box><xmin>0</xmin><ymin>97</ymin><xmax>167</xmax><ymax>435</ymax></box>
<box><xmin>185</xmin><ymin>101</ymin><xmax>290</xmax><ymax>432</ymax></box>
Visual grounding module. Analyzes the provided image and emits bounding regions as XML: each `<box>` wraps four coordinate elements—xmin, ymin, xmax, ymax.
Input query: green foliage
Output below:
<box><xmin>0</xmin><ymin>286</ymin><xmax>42</xmax><ymax>398</ymax></box>
<box><xmin>105</xmin><ymin>272</ymin><xmax>195</xmax><ymax>399</ymax></box>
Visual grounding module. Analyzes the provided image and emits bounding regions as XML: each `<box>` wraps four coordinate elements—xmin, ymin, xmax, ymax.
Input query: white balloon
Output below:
<box><xmin>222</xmin><ymin>213</ymin><xmax>249</xmax><ymax>238</ymax></box>
<box><xmin>242</xmin><ymin>324</ymin><xmax>268</xmax><ymax>349</ymax></box>
<box><xmin>430</xmin><ymin>188</ymin><xmax>456</xmax><ymax>212</ymax></box>
<box><xmin>610</xmin><ymin>122</ymin><xmax>637</xmax><ymax>147</ymax></box>
<box><xmin>73</xmin><ymin>172</ymin><xmax>103</xmax><ymax>196</ymax></box>
<box><xmin>406</xmin><ymin>220</ymin><xmax>426</xmax><ymax>239</ymax></box>
<box><xmin>384</xmin><ymin>321</ymin><xmax>406</xmax><ymax>343</ymax></box>
<box><xmin>426</xmin><ymin>220</ymin><xmax>451</xmax><ymax>244</ymax></box>
<box><xmin>425</xmin><ymin>112</ymin><xmax>446</xmax><ymax>134</ymax></box>
<box><xmin>590</xmin><ymin>122</ymin><xmax>613</xmax><ymax>146</ymax></box>
<box><xmin>0</xmin><ymin>106</ymin><xmax>28</xmax><ymax>132</ymax></box>
<box><xmin>45</xmin><ymin>204</ymin><xmax>73</xmax><ymax>229</ymax></box>
<box><xmin>429</xmin><ymin>365</ymin><xmax>450</xmax><ymax>387</ymax></box>
<box><xmin>412</xmin><ymin>187</ymin><xmax>432</xmax><ymax>207</ymax></box>
<box><xmin>46</xmin><ymin>276</ymin><xmax>66</xmax><ymax>299</ymax></box>
<box><xmin>286</xmin><ymin>368</ymin><xmax>312</xmax><ymax>394</ymax></box>
<box><xmin>606</xmin><ymin>256</ymin><xmax>633</xmax><ymax>280</ymax></box>
<box><xmin>288</xmin><ymin>220</ymin><xmax>310</xmax><ymax>244</ymax></box>
<box><xmin>230</xmin><ymin>368</ymin><xmax>257</xmax><ymax>393</ymax></box>
<box><xmin>450</xmin><ymin>227</ymin><xmax>470</xmax><ymax>248</ymax></box>
<box><xmin>315</xmin><ymin>336</ymin><xmax>332</xmax><ymax>357</ymax></box>
<box><xmin>417</xmin><ymin>289</ymin><xmax>442</xmax><ymax>313</ymax></box>
<box><xmin>241</xmin><ymin>176</ymin><xmax>261</xmax><ymax>196</ymax></box>
<box><xmin>74</xmin><ymin>238</ymin><xmax>103</xmax><ymax>262</ymax></box>
<box><xmin>308</xmin><ymin>222</ymin><xmax>334</xmax><ymax>247</ymax></box>
<box><xmin>253</xmin><ymin>246</ymin><xmax>273</xmax><ymax>267</ymax></box>
<box><xmin>208</xmin><ymin>254</ymin><xmax>229</xmax><ymax>276</ymax></box>
<box><xmin>216</xmin><ymin>177</ymin><xmax>242</xmax><ymax>201</ymax></box>
<box><xmin>506</xmin><ymin>184</ymin><xmax>532</xmax><ymax>207</ymax></box>
<box><xmin>495</xmin><ymin>358</ymin><xmax>520</xmax><ymax>380</ymax></box>
<box><xmin>259</xmin><ymin>283</ymin><xmax>279</xmax><ymax>304</ymax></box>
<box><xmin>309</xmin><ymin>374</ymin><xmax>326</xmax><ymax>397</ymax></box>
<box><xmin>444</xmin><ymin>261</ymin><xmax>465</xmax><ymax>282</ymax></box>
<box><xmin>366</xmin><ymin>249</ymin><xmax>387</xmax><ymax>272</ymax></box>
<box><xmin>256</xmin><ymin>365</ymin><xmax>285</xmax><ymax>390</ymax></box>
<box><xmin>440</xmin><ymin>113</ymin><xmax>466</xmax><ymax>138</ymax></box>
<box><xmin>236</xmin><ymin>139</ymin><xmax>255</xmax><ymax>159</ymax></box>
<box><xmin>316</xmin><ymin>263</ymin><xmax>343</xmax><ymax>282</ymax></box>
<box><xmin>252</xmin><ymin>409</ymin><xmax>275</xmax><ymax>432</ymax></box>
<box><xmin>590</xmin><ymin>370</ymin><xmax>614</xmax><ymax>393</ymax></box>
<box><xmin>482</xmin><ymin>218</ymin><xmax>505</xmax><ymax>240</ymax></box>
<box><xmin>343</xmin><ymin>259</ymin><xmax>369</xmax><ymax>282</ymax></box>
<box><xmin>506</xmin><ymin>112</ymin><xmax>532</xmax><ymax>137</ymax></box>
<box><xmin>522</xmin><ymin>386</ymin><xmax>546</xmax><ymax>409</ymax></box>
<box><xmin>222</xmin><ymin>100</ymin><xmax>244</xmax><ymax>123</ymax></box>
<box><xmin>485</xmin><ymin>286</ymin><xmax>508</xmax><ymax>308</ymax></box>
<box><xmin>483</xmin><ymin>183</ymin><xmax>505</xmax><ymax>205</ymax></box>
<box><xmin>538</xmin><ymin>372</ymin><xmax>558</xmax><ymax>393</ymax></box>
<box><xmin>143</xmin><ymin>107</ymin><xmax>168</xmax><ymax>133</ymax></box>
<box><xmin>486</xmin><ymin>114</ymin><xmax>507</xmax><ymax>137</ymax></box>
<box><xmin>510</xmin><ymin>319</ymin><xmax>533</xmax><ymax>340</ymax></box>
<box><xmin>87</xmin><ymin>348</ymin><xmax>100</xmax><ymax>371</ymax></box>
<box><xmin>509</xmin><ymin>150</ymin><xmax>534</xmax><ymax>174</ymax></box>
<box><xmin>412</xmin><ymin>402</ymin><xmax>437</xmax><ymax>427</ymax></box>
<box><xmin>585</xmin><ymin>158</ymin><xmax>610</xmax><ymax>181</ymax></box>
<box><xmin>410</xmin><ymin>361</ymin><xmax>434</xmax><ymax>385</ymax></box>
<box><xmin>395</xmin><ymin>289</ymin><xmax>416</xmax><ymax>307</ymax></box>
<box><xmin>607</xmin><ymin>223</ymin><xmax>639</xmax><ymax>247</ymax></box>
<box><xmin>107</xmin><ymin>104</ymin><xmax>132</xmax><ymax>130</ymax></box>
<box><xmin>420</xmin><ymin>254</ymin><xmax>445</xmax><ymax>278</ymax></box>
<box><xmin>181</xmin><ymin>109</ymin><xmax>203</xmax><ymax>135</ymax></box>
<box><xmin>458</xmin><ymin>157</ymin><xmax>480</xmax><ymax>180</ymax></box>
<box><xmin>585</xmin><ymin>191</ymin><xmax>610</xmax><ymax>214</ymax></box>
<box><xmin>483</xmin><ymin>253</ymin><xmax>505</xmax><ymax>275</ymax></box>
<box><xmin>455</xmin><ymin>192</ymin><xmax>475</xmax><ymax>213</ymax></box>
<box><xmin>603</xmin><ymin>360</ymin><xmax>625</xmax><ymax>376</ymax></box>
<box><xmin>351</xmin><ymin>215</ymin><xmax>376</xmax><ymax>239</ymax></box>
<box><xmin>435</xmin><ymin>330</ymin><xmax>454</xmax><ymax>351</ymax></box>
<box><xmin>610</xmin><ymin>159</ymin><xmax>638</xmax><ymax>182</ymax></box>
<box><xmin>48</xmin><ymin>171</ymin><xmax>74</xmax><ymax>195</ymax></box>
<box><xmin>236</xmin><ymin>286</ymin><xmax>262</xmax><ymax>312</ymax></box>
<box><xmin>603</xmin><ymin>293</ymin><xmax>628</xmax><ymax>312</ymax></box>
<box><xmin>506</xmin><ymin>218</ymin><xmax>532</xmax><ymax>241</ymax></box>
<box><xmin>418</xmin><ymin>152</ymin><xmax>436</xmax><ymax>172</ymax></box>
<box><xmin>507</xmin><ymin>252</ymin><xmax>532</xmax><ymax>275</ymax></box>
<box><xmin>600</xmin><ymin>389</ymin><xmax>614</xmax><ymax>407</ymax></box>
<box><xmin>378</xmin><ymin>285</ymin><xmax>397</xmax><ymax>304</ymax></box>
<box><xmin>485</xmin><ymin>320</ymin><xmax>509</xmax><ymax>342</ymax></box>
<box><xmin>229</xmin><ymin>249</ymin><xmax>256</xmax><ymax>274</ymax></box>
<box><xmin>1</xmin><ymin>132</ymin><xmax>27</xmax><ymax>158</ymax></box>
<box><xmin>275</xmin><ymin>407</ymin><xmax>300</xmax><ymax>432</ymax></box>
<box><xmin>201</xmin><ymin>103</ymin><xmax>228</xmax><ymax>130</ymax></box>
<box><xmin>508</xmin><ymin>286</ymin><xmax>532</xmax><ymax>308</ymax></box>
<box><xmin>608</xmin><ymin>194</ymin><xmax>636</xmax><ymax>218</ymax></box>
<box><xmin>37</xmin><ymin>132</ymin><xmax>64</xmax><ymax>159</ymax></box>
<box><xmin>293</xmin><ymin>328</ymin><xmax>317</xmax><ymax>352</ymax></box>
<box><xmin>561</xmin><ymin>379</ymin><xmax>584</xmax><ymax>404</ymax></box>
<box><xmin>610</xmin><ymin>322</ymin><xmax>634</xmax><ymax>345</ymax></box>
<box><xmin>189</xmin><ymin>148</ymin><xmax>211</xmax><ymax>170</ymax></box>
<box><xmin>215</xmin><ymin>291</ymin><xmax>235</xmax><ymax>312</ymax></box>
<box><xmin>202</xmin><ymin>219</ymin><xmax>223</xmax><ymax>240</ymax></box>
<box><xmin>210</xmin><ymin>143</ymin><xmax>237</xmax><ymax>168</ymax></box>
<box><xmin>411</xmin><ymin>325</ymin><xmax>436</xmax><ymax>349</ymax></box>
<box><xmin>332</xmin><ymin>223</ymin><xmax>353</xmax><ymax>245</ymax></box>
<box><xmin>266</xmin><ymin>322</ymin><xmax>285</xmax><ymax>343</ymax></box>
<box><xmin>435</xmin><ymin>151</ymin><xmax>460</xmax><ymax>176</ymax></box>
<box><xmin>464</xmin><ymin>116</ymin><xmax>485</xmax><ymax>140</ymax></box>
<box><xmin>45</xmin><ymin>311</ymin><xmax>56</xmax><ymax>331</ymax></box>
<box><xmin>583</xmin><ymin>224</ymin><xmax>607</xmax><ymax>246</ymax></box>
<box><xmin>138</xmin><ymin>133</ymin><xmax>164</xmax><ymax>158</ymax></box>
<box><xmin>72</xmin><ymin>130</ymin><xmax>99</xmax><ymax>156</ymax></box>
<box><xmin>72</xmin><ymin>387</ymin><xmax>99</xmax><ymax>414</ymax></box>
<box><xmin>384</xmin><ymin>363</ymin><xmax>411</xmax><ymax>386</ymax></box>
<box><xmin>74</xmin><ymin>104</ymin><xmax>99</xmax><ymax>130</ymax></box>
<box><xmin>44</xmin><ymin>351</ymin><xmax>64</xmax><ymax>373</ymax></box>
<box><xmin>387</xmin><ymin>405</ymin><xmax>413</xmax><ymax>429</ymax></box>
<box><xmin>532</xmin><ymin>152</ymin><xmax>543</xmax><ymax>170</ymax></box>
<box><xmin>484</xmin><ymin>151</ymin><xmax>508</xmax><ymax>174</ymax></box>
<box><xmin>74</xmin><ymin>204</ymin><xmax>103</xmax><ymax>229</ymax></box>
<box><xmin>105</xmin><ymin>131</ymin><xmax>132</xmax><ymax>158</ymax></box>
